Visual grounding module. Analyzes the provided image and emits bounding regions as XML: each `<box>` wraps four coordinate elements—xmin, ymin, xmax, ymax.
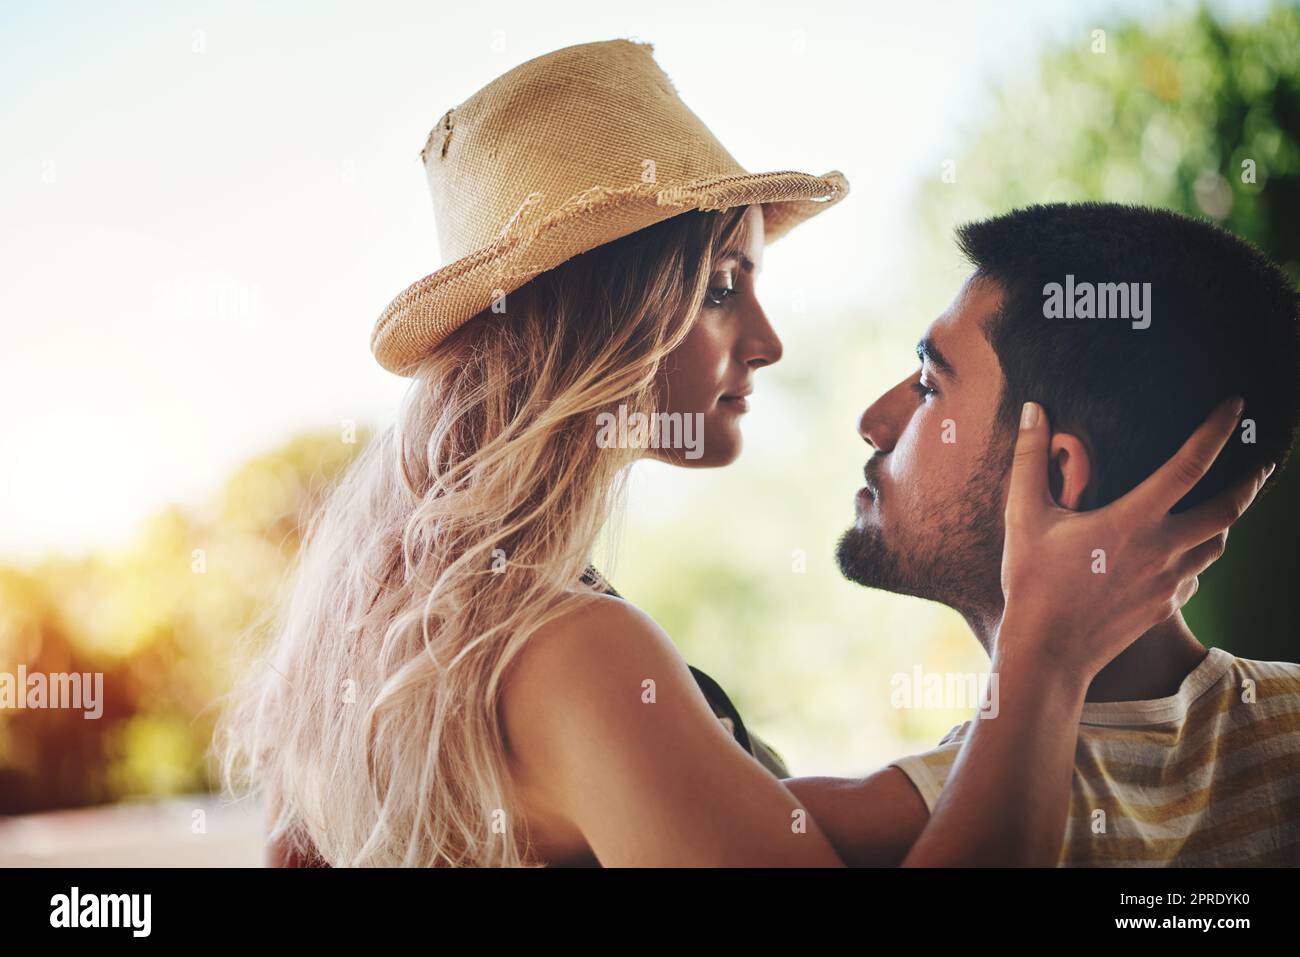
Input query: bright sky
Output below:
<box><xmin>0</xmin><ymin>0</ymin><xmax>1269</xmax><ymax>560</ymax></box>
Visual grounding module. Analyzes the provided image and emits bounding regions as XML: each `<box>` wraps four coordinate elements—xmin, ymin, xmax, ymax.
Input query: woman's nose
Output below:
<box><xmin>741</xmin><ymin>301</ymin><xmax>783</xmax><ymax>368</ymax></box>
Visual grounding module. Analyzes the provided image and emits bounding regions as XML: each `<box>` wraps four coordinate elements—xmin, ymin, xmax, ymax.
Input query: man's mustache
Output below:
<box><xmin>863</xmin><ymin>456</ymin><xmax>884</xmax><ymax>497</ymax></box>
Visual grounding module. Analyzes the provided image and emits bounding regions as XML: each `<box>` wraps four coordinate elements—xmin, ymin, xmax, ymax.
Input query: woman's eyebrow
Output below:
<box><xmin>916</xmin><ymin>336</ymin><xmax>957</xmax><ymax>380</ymax></box>
<box><xmin>716</xmin><ymin>250</ymin><xmax>758</xmax><ymax>274</ymax></box>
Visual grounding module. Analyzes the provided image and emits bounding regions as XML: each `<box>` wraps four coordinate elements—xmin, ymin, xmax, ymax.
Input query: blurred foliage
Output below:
<box><xmin>918</xmin><ymin>0</ymin><xmax>1300</xmax><ymax>663</ymax></box>
<box><xmin>2</xmin><ymin>2</ymin><xmax>1297</xmax><ymax>814</ymax></box>
<box><xmin>0</xmin><ymin>430</ymin><xmax>366</xmax><ymax>814</ymax></box>
<box><xmin>921</xmin><ymin>2</ymin><xmax>1300</xmax><ymax>281</ymax></box>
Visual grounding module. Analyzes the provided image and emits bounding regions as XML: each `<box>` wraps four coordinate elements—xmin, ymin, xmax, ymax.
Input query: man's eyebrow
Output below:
<box><xmin>916</xmin><ymin>337</ymin><xmax>957</xmax><ymax>379</ymax></box>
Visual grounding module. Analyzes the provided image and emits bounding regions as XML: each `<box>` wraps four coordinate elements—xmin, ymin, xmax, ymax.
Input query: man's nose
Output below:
<box><xmin>857</xmin><ymin>380</ymin><xmax>909</xmax><ymax>451</ymax></box>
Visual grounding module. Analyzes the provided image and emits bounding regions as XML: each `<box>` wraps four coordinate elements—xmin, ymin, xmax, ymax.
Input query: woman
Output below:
<box><xmin>214</xmin><ymin>39</ymin><xmax>1261</xmax><ymax>867</ymax></box>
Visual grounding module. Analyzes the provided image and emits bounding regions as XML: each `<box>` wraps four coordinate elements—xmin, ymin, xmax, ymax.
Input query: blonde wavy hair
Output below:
<box><xmin>214</xmin><ymin>204</ymin><xmax>756</xmax><ymax>866</ymax></box>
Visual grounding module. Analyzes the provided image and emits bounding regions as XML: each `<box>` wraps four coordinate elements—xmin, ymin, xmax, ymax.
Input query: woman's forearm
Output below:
<box><xmin>900</xmin><ymin>623</ymin><xmax>1089</xmax><ymax>867</ymax></box>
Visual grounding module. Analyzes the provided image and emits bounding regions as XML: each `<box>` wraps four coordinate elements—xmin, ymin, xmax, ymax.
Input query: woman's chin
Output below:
<box><xmin>647</xmin><ymin>432</ymin><xmax>741</xmax><ymax>469</ymax></box>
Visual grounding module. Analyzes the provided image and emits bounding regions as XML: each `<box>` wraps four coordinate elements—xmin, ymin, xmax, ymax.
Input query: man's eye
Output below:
<box><xmin>910</xmin><ymin>380</ymin><xmax>937</xmax><ymax>401</ymax></box>
<box><xmin>703</xmin><ymin>286</ymin><xmax>735</xmax><ymax>308</ymax></box>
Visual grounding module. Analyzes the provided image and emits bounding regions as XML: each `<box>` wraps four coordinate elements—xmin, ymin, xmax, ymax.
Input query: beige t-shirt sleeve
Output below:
<box><xmin>888</xmin><ymin>722</ymin><xmax>969</xmax><ymax>813</ymax></box>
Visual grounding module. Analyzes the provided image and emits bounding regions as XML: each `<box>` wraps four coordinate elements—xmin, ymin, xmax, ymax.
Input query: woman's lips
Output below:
<box><xmin>719</xmin><ymin>395</ymin><xmax>750</xmax><ymax>412</ymax></box>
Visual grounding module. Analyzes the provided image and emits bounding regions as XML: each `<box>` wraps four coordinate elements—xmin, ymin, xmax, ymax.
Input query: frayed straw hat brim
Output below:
<box><xmin>372</xmin><ymin>169</ymin><xmax>847</xmax><ymax>375</ymax></box>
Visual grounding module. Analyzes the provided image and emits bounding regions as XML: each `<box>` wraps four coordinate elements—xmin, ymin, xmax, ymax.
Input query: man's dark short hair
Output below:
<box><xmin>957</xmin><ymin>202</ymin><xmax>1300</xmax><ymax>511</ymax></box>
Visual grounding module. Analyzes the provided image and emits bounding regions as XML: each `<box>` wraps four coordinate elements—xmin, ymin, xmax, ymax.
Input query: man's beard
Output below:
<box><xmin>835</xmin><ymin>430</ymin><xmax>1012</xmax><ymax>624</ymax></box>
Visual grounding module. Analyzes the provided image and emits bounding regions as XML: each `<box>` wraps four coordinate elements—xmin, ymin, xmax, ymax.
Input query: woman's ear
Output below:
<box><xmin>1048</xmin><ymin>433</ymin><xmax>1093</xmax><ymax>510</ymax></box>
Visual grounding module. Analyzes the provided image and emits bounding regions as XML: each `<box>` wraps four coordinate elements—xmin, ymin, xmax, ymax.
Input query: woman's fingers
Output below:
<box><xmin>1005</xmin><ymin>401</ymin><xmax>1053</xmax><ymax>525</ymax></box>
<box><xmin>1168</xmin><ymin>461</ymin><xmax>1274</xmax><ymax>547</ymax></box>
<box><xmin>1112</xmin><ymin>396</ymin><xmax>1243</xmax><ymax>521</ymax></box>
<box><xmin>1173</xmin><ymin>574</ymin><xmax>1200</xmax><ymax>610</ymax></box>
<box><xmin>1175</xmin><ymin>531</ymin><xmax>1229</xmax><ymax>581</ymax></box>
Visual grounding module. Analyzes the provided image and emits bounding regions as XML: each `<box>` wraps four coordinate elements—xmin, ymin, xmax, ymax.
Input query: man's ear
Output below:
<box><xmin>1048</xmin><ymin>433</ymin><xmax>1093</xmax><ymax>510</ymax></box>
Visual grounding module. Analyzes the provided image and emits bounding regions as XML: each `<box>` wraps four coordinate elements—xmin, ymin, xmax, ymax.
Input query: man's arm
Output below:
<box><xmin>783</xmin><ymin>767</ymin><xmax>930</xmax><ymax>866</ymax></box>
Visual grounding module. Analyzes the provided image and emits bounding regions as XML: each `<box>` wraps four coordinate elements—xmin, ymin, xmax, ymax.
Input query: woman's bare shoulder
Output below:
<box><xmin>267</xmin><ymin>830</ymin><xmax>329</xmax><ymax>867</ymax></box>
<box><xmin>504</xmin><ymin>592</ymin><xmax>683</xmax><ymax>703</ymax></box>
<box><xmin>500</xmin><ymin>592</ymin><xmax>699</xmax><ymax>773</ymax></box>
<box><xmin>535</xmin><ymin>591</ymin><xmax>671</xmax><ymax>647</ymax></box>
<box><xmin>499</xmin><ymin>591</ymin><xmax>841</xmax><ymax>866</ymax></box>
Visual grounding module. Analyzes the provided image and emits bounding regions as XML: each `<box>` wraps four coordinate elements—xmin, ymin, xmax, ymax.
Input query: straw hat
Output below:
<box><xmin>370</xmin><ymin>38</ymin><xmax>849</xmax><ymax>376</ymax></box>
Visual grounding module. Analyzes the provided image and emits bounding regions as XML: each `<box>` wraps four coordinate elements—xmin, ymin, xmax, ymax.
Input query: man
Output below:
<box><xmin>834</xmin><ymin>202</ymin><xmax>1300</xmax><ymax>866</ymax></box>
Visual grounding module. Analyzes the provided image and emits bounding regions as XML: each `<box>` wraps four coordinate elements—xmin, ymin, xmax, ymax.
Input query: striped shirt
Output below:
<box><xmin>889</xmin><ymin>648</ymin><xmax>1300</xmax><ymax>866</ymax></box>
